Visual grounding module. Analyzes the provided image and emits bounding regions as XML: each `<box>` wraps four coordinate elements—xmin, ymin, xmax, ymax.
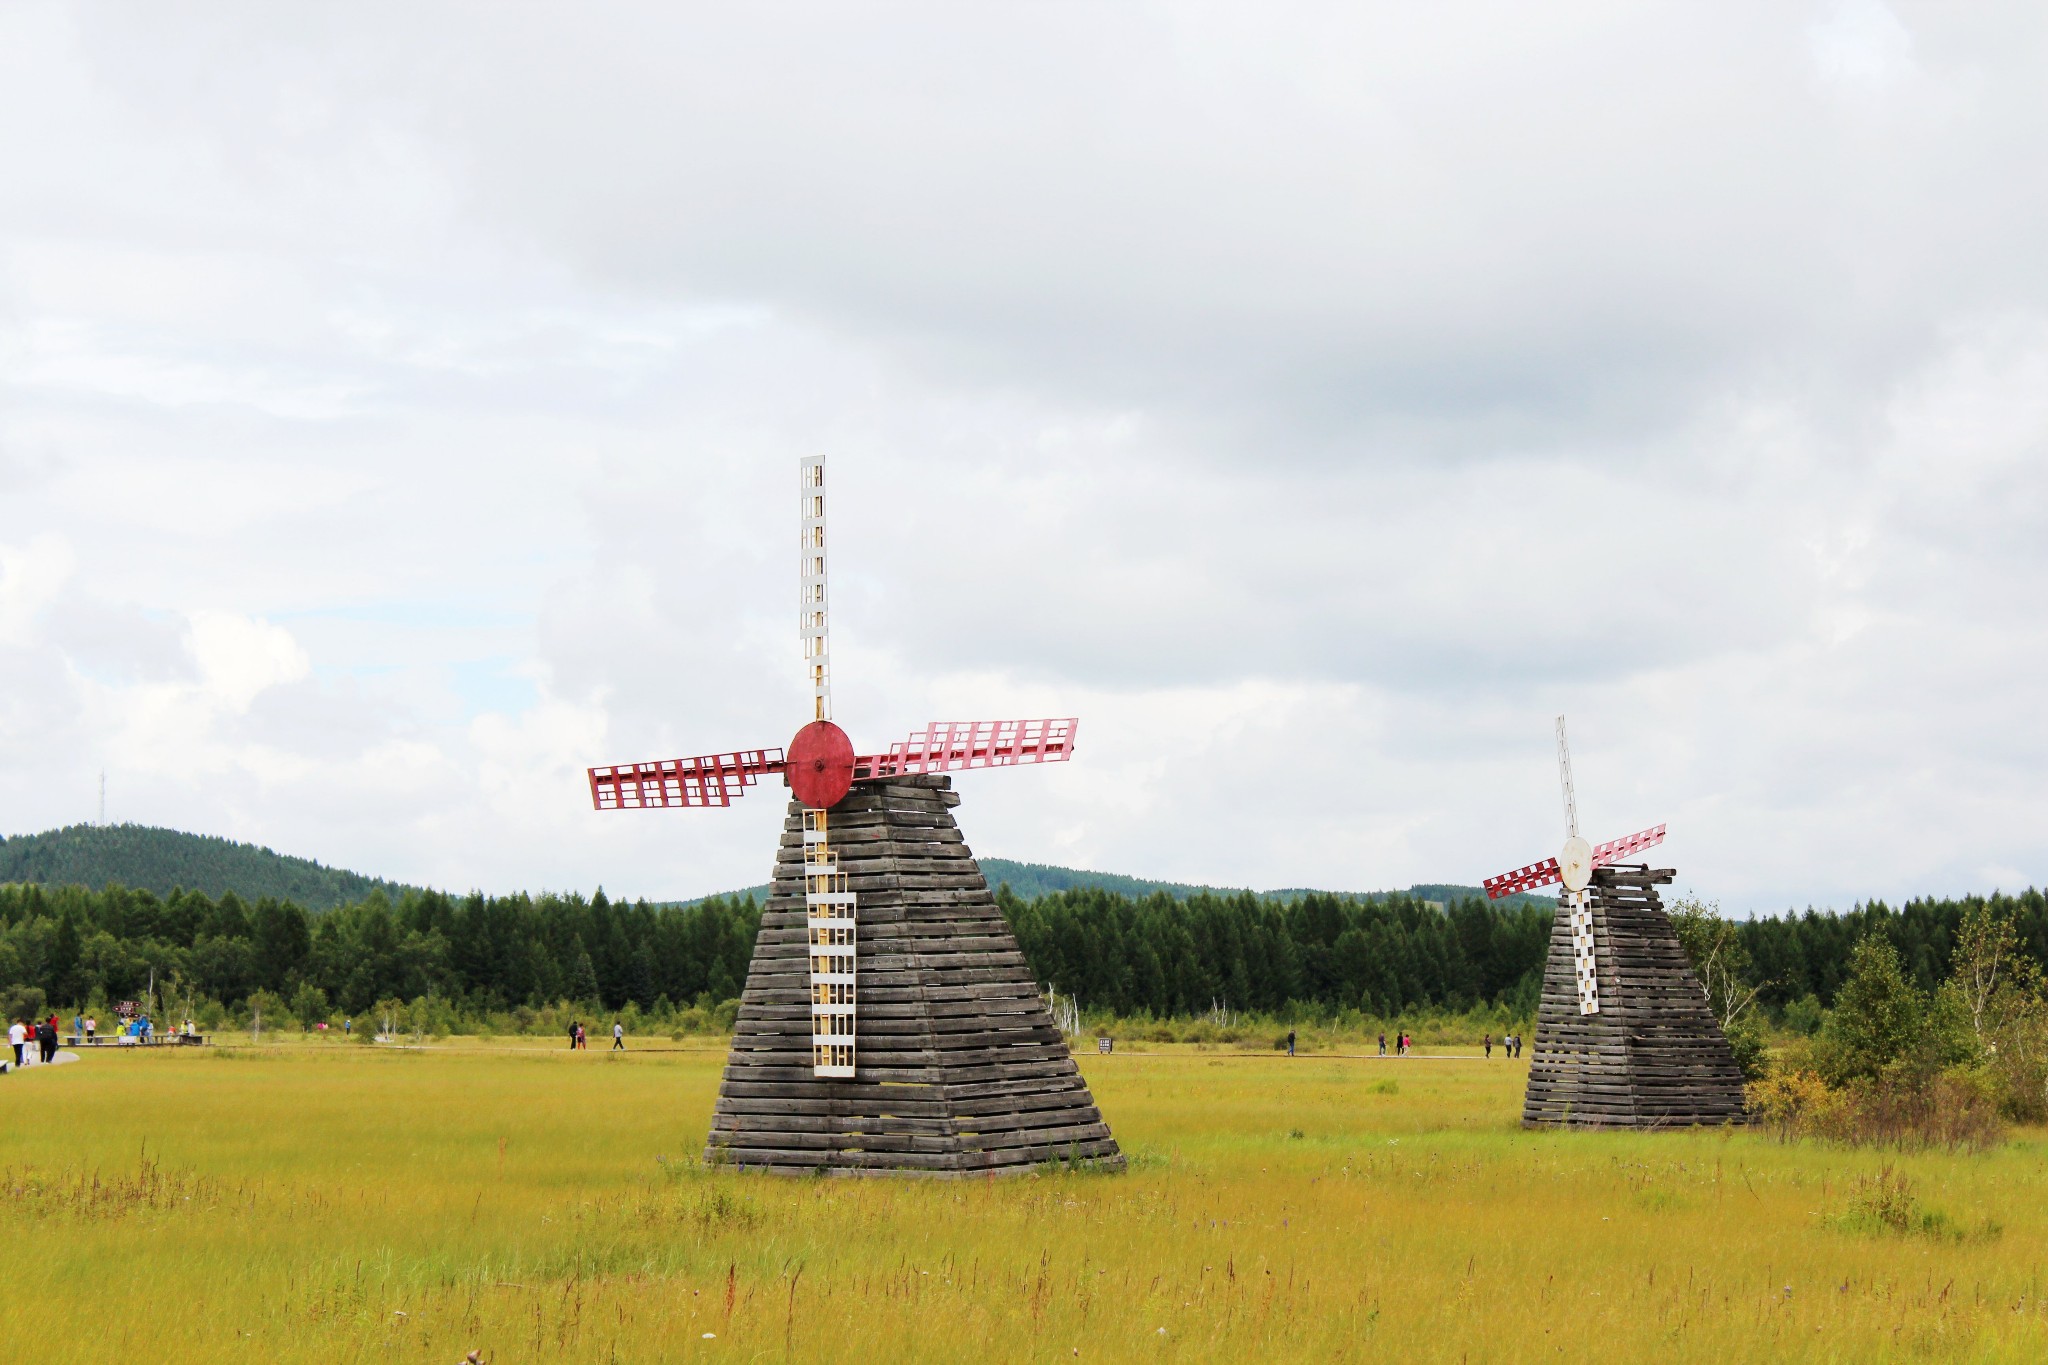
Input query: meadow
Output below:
<box><xmin>2</xmin><ymin>1038</ymin><xmax>2044</xmax><ymax>1363</ymax></box>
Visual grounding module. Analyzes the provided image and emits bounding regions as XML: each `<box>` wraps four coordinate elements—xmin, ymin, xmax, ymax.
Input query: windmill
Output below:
<box><xmin>587</xmin><ymin>456</ymin><xmax>1121</xmax><ymax>1174</ymax></box>
<box><xmin>1483</xmin><ymin>718</ymin><xmax>1745</xmax><ymax>1129</ymax></box>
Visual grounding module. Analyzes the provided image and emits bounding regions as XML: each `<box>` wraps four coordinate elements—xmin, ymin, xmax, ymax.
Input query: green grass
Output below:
<box><xmin>3</xmin><ymin>1039</ymin><xmax>2045</xmax><ymax>1362</ymax></box>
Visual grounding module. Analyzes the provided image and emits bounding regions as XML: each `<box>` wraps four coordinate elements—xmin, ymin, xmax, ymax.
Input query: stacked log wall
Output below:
<box><xmin>706</xmin><ymin>774</ymin><xmax>1123</xmax><ymax>1175</ymax></box>
<box><xmin>1522</xmin><ymin>865</ymin><xmax>1748</xmax><ymax>1129</ymax></box>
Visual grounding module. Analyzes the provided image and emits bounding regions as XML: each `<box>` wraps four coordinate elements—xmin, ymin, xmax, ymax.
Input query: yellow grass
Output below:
<box><xmin>3</xmin><ymin>1039</ymin><xmax>2044</xmax><ymax>1363</ymax></box>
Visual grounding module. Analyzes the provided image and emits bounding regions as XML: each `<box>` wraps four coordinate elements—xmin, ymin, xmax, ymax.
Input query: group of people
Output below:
<box><xmin>7</xmin><ymin>1016</ymin><xmax>61</xmax><ymax>1068</ymax></box>
<box><xmin>566</xmin><ymin>1020</ymin><xmax>628</xmax><ymax>1051</ymax></box>
<box><xmin>1365</xmin><ymin>1029</ymin><xmax>1526</xmax><ymax>1058</ymax></box>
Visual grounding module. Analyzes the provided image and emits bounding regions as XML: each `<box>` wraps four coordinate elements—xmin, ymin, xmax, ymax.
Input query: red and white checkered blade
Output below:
<box><xmin>588</xmin><ymin>749</ymin><xmax>787</xmax><ymax>810</ymax></box>
<box><xmin>1591</xmin><ymin>823</ymin><xmax>1666</xmax><ymax>866</ymax></box>
<box><xmin>856</xmin><ymin>719</ymin><xmax>1078</xmax><ymax>779</ymax></box>
<box><xmin>1483</xmin><ymin>857</ymin><xmax>1562</xmax><ymax>900</ymax></box>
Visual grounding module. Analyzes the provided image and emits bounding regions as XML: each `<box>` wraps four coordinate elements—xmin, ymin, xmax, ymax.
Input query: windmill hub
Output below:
<box><xmin>787</xmin><ymin>719</ymin><xmax>856</xmax><ymax>809</ymax></box>
<box><xmin>1558</xmin><ymin>834</ymin><xmax>1593</xmax><ymax>892</ymax></box>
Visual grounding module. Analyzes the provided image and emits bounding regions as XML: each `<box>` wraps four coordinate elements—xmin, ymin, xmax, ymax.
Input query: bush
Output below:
<box><xmin>1746</xmin><ymin>1065</ymin><xmax>2004</xmax><ymax>1151</ymax></box>
<box><xmin>1724</xmin><ymin>1014</ymin><xmax>1771</xmax><ymax>1082</ymax></box>
<box><xmin>1856</xmin><ymin>1068</ymin><xmax>2005</xmax><ymax>1152</ymax></box>
<box><xmin>1747</xmin><ymin>1068</ymin><xmax>1852</xmax><ymax>1142</ymax></box>
<box><xmin>2</xmin><ymin>985</ymin><xmax>48</xmax><ymax>1025</ymax></box>
<box><xmin>1782</xmin><ymin>994</ymin><xmax>1826</xmax><ymax>1037</ymax></box>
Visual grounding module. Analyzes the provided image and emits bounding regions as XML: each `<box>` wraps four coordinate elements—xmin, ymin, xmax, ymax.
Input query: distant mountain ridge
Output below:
<box><xmin>0</xmin><ymin>824</ymin><xmax>416</xmax><ymax>911</ymax></box>
<box><xmin>686</xmin><ymin>859</ymin><xmax>1549</xmax><ymax>909</ymax></box>
<box><xmin>0</xmin><ymin>823</ymin><xmax>1543</xmax><ymax>912</ymax></box>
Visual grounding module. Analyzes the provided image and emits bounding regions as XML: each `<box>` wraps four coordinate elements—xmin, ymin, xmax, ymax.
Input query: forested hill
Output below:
<box><xmin>0</xmin><ymin>825</ymin><xmax>414</xmax><ymax>911</ymax></box>
<box><xmin>692</xmin><ymin>859</ymin><xmax>1550</xmax><ymax>910</ymax></box>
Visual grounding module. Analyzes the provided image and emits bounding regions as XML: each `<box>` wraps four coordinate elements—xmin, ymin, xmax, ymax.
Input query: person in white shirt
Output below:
<box><xmin>7</xmin><ymin>1019</ymin><xmax>25</xmax><ymax>1068</ymax></box>
<box><xmin>612</xmin><ymin>1021</ymin><xmax>625</xmax><ymax>1051</ymax></box>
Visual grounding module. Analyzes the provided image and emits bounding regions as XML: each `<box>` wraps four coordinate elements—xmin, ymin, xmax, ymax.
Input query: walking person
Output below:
<box><xmin>8</xmin><ymin>1018</ymin><xmax>24</xmax><ymax>1068</ymax></box>
<box><xmin>612</xmin><ymin>1021</ymin><xmax>625</xmax><ymax>1051</ymax></box>
<box><xmin>1377</xmin><ymin>1032</ymin><xmax>1386</xmax><ymax>1057</ymax></box>
<box><xmin>568</xmin><ymin>1020</ymin><xmax>580</xmax><ymax>1051</ymax></box>
<box><xmin>39</xmin><ymin>1017</ymin><xmax>58</xmax><ymax>1063</ymax></box>
<box><xmin>1484</xmin><ymin>1032</ymin><xmax>1492</xmax><ymax>1059</ymax></box>
<box><xmin>1286</xmin><ymin>1030</ymin><xmax>1295</xmax><ymax>1057</ymax></box>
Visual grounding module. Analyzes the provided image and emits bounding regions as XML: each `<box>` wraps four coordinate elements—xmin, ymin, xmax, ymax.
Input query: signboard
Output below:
<box><xmin>116</xmin><ymin>1001</ymin><xmax>140</xmax><ymax>1019</ymax></box>
<box><xmin>1096</xmin><ymin>1036</ymin><xmax>1113</xmax><ymax>1054</ymax></box>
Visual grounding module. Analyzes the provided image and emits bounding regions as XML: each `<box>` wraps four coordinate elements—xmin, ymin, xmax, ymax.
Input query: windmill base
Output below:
<box><xmin>1522</xmin><ymin>865</ymin><xmax>1749</xmax><ymax>1130</ymax></box>
<box><xmin>705</xmin><ymin>774</ymin><xmax>1123</xmax><ymax>1176</ymax></box>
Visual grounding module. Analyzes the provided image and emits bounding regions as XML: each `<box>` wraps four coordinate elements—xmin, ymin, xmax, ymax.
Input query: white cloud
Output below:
<box><xmin>185</xmin><ymin>611</ymin><xmax>311</xmax><ymax>712</ymax></box>
<box><xmin>1810</xmin><ymin>1</ymin><xmax>1918</xmax><ymax>89</ymax></box>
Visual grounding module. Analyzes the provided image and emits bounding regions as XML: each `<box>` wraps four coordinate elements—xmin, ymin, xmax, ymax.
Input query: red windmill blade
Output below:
<box><xmin>1481</xmin><ymin>717</ymin><xmax>1667</xmax><ymax>1017</ymax></box>
<box><xmin>858</xmin><ymin>718</ymin><xmax>1079</xmax><ymax>779</ymax></box>
<box><xmin>584</xmin><ymin>454</ymin><xmax>1079</xmax><ymax>1079</ymax></box>
<box><xmin>588</xmin><ymin>749</ymin><xmax>787</xmax><ymax>810</ymax></box>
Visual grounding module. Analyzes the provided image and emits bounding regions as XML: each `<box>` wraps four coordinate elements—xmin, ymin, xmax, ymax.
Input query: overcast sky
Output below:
<box><xmin>3</xmin><ymin>3</ymin><xmax>2046</xmax><ymax>912</ymax></box>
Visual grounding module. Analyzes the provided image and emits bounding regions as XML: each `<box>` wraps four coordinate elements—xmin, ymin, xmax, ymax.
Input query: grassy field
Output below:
<box><xmin>2</xmin><ymin>1039</ymin><xmax>2044</xmax><ymax>1363</ymax></box>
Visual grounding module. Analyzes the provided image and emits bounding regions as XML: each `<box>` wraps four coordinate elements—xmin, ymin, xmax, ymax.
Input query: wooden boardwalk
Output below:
<box><xmin>1523</xmin><ymin>865</ymin><xmax>1748</xmax><ymax>1129</ymax></box>
<box><xmin>705</xmin><ymin>774</ymin><xmax>1123</xmax><ymax>1176</ymax></box>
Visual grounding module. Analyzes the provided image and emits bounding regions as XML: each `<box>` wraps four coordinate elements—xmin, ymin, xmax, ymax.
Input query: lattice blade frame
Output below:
<box><xmin>1569</xmin><ymin>889</ymin><xmax>1601</xmax><ymax>1015</ymax></box>
<box><xmin>804</xmin><ymin>808</ymin><xmax>857</xmax><ymax>1077</ymax></box>
<box><xmin>1484</xmin><ymin>857</ymin><xmax>1562</xmax><ymax>900</ymax></box>
<box><xmin>1591</xmin><ymin>823</ymin><xmax>1666</xmax><ymax>866</ymax></box>
<box><xmin>856</xmin><ymin>718</ymin><xmax>1078</xmax><ymax>779</ymax></box>
<box><xmin>589</xmin><ymin>749</ymin><xmax>786</xmax><ymax>810</ymax></box>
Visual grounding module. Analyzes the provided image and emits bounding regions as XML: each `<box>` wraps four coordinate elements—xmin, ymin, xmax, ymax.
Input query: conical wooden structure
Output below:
<box><xmin>1523</xmin><ymin>864</ymin><xmax>1747</xmax><ymax>1128</ymax></box>
<box><xmin>706</xmin><ymin>774</ymin><xmax>1123</xmax><ymax>1175</ymax></box>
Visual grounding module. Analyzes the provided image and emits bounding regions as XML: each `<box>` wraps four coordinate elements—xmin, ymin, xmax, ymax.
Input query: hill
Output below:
<box><xmin>684</xmin><ymin>858</ymin><xmax>1549</xmax><ymax>909</ymax></box>
<box><xmin>0</xmin><ymin>824</ymin><xmax>415</xmax><ymax>911</ymax></box>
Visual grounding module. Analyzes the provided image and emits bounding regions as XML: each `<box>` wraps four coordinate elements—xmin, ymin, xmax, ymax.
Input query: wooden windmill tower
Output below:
<box><xmin>1482</xmin><ymin>718</ymin><xmax>1745</xmax><ymax>1128</ymax></box>
<box><xmin>588</xmin><ymin>456</ymin><xmax>1121</xmax><ymax>1175</ymax></box>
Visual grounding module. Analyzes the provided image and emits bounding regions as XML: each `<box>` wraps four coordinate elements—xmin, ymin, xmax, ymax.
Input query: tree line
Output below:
<box><xmin>1003</xmin><ymin>886</ymin><xmax>1554</xmax><ymax>1017</ymax></box>
<box><xmin>0</xmin><ymin>881</ymin><xmax>758</xmax><ymax>1021</ymax></box>
<box><xmin>3</xmin><ymin>872</ymin><xmax>2046</xmax><ymax>1026</ymax></box>
<box><xmin>1736</xmin><ymin>889</ymin><xmax>2048</xmax><ymax>1011</ymax></box>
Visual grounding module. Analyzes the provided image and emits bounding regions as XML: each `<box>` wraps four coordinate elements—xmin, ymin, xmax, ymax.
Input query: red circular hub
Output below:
<box><xmin>787</xmin><ymin>720</ymin><xmax>855</xmax><ymax>809</ymax></box>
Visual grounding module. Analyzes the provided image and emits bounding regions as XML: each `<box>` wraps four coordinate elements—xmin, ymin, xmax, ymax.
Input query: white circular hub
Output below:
<box><xmin>1559</xmin><ymin>834</ymin><xmax>1593</xmax><ymax>892</ymax></box>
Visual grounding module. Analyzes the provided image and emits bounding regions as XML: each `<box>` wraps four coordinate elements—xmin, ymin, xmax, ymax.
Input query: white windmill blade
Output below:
<box><xmin>799</xmin><ymin>454</ymin><xmax>831</xmax><ymax>723</ymax></box>
<box><xmin>1555</xmin><ymin>714</ymin><xmax>1579</xmax><ymax>840</ymax></box>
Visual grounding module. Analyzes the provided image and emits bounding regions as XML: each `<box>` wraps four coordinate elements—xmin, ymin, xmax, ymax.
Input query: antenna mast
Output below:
<box><xmin>800</xmin><ymin>456</ymin><xmax>831</xmax><ymax>722</ymax></box>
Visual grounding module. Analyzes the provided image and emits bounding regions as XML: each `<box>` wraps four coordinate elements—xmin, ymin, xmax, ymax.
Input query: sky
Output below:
<box><xmin>3</xmin><ymin>2</ymin><xmax>2046</xmax><ymax>912</ymax></box>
